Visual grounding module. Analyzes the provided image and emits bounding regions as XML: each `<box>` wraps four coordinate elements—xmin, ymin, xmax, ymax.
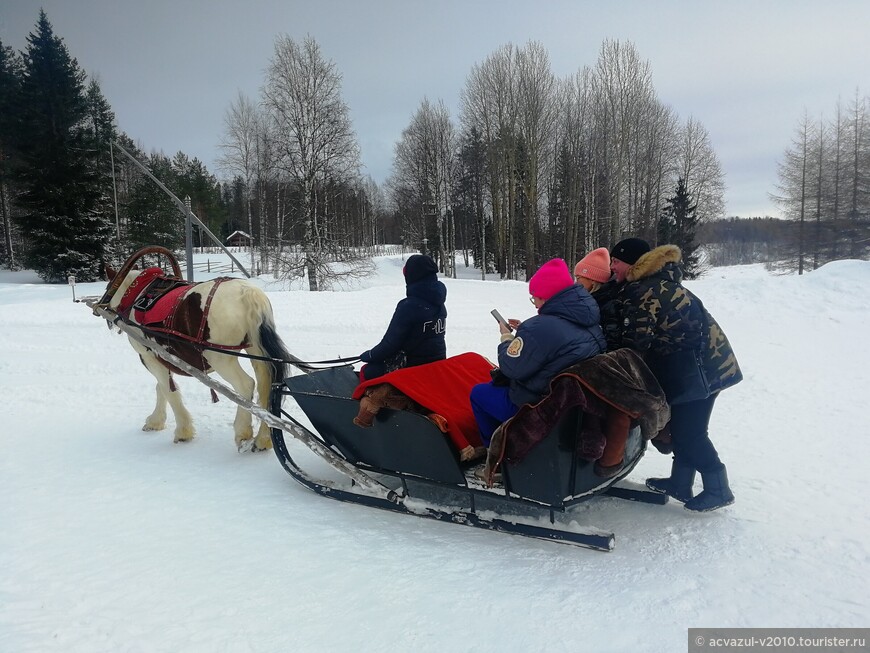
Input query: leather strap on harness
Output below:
<box><xmin>159</xmin><ymin>277</ymin><xmax>248</xmax><ymax>349</ymax></box>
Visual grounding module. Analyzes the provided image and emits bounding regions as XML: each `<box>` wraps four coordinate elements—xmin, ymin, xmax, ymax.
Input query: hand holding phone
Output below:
<box><xmin>491</xmin><ymin>309</ymin><xmax>513</xmax><ymax>332</ymax></box>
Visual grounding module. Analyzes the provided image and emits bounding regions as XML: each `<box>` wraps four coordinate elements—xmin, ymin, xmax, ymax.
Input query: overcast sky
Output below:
<box><xmin>3</xmin><ymin>0</ymin><xmax>868</xmax><ymax>218</ymax></box>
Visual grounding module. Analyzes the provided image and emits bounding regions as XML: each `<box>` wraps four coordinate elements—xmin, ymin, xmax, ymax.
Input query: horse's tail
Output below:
<box><xmin>258</xmin><ymin>316</ymin><xmax>291</xmax><ymax>383</ymax></box>
<box><xmin>238</xmin><ymin>284</ymin><xmax>299</xmax><ymax>385</ymax></box>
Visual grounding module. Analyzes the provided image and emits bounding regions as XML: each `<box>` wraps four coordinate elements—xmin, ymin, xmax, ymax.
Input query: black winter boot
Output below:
<box><xmin>684</xmin><ymin>466</ymin><xmax>735</xmax><ymax>512</ymax></box>
<box><xmin>646</xmin><ymin>460</ymin><xmax>696</xmax><ymax>503</ymax></box>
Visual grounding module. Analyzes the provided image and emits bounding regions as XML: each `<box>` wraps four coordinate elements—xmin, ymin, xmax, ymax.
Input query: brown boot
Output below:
<box><xmin>473</xmin><ymin>461</ymin><xmax>502</xmax><ymax>485</ymax></box>
<box><xmin>352</xmin><ymin>395</ymin><xmax>377</xmax><ymax>427</ymax></box>
<box><xmin>596</xmin><ymin>406</ymin><xmax>631</xmax><ymax>475</ymax></box>
<box><xmin>594</xmin><ymin>460</ymin><xmax>624</xmax><ymax>478</ymax></box>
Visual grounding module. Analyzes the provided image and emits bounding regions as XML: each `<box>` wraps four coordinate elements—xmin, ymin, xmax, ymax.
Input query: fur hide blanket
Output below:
<box><xmin>351</xmin><ymin>352</ymin><xmax>493</xmax><ymax>460</ymax></box>
<box><xmin>567</xmin><ymin>348</ymin><xmax>670</xmax><ymax>440</ymax></box>
<box><xmin>487</xmin><ymin>375</ymin><xmax>607</xmax><ymax>474</ymax></box>
<box><xmin>484</xmin><ymin>348</ymin><xmax>670</xmax><ymax>483</ymax></box>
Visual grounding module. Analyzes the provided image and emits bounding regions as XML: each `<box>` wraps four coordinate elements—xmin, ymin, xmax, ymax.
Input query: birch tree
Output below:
<box><xmin>514</xmin><ymin>41</ymin><xmax>557</xmax><ymax>277</ymax></box>
<box><xmin>460</xmin><ymin>44</ymin><xmax>519</xmax><ymax>277</ymax></box>
<box><xmin>218</xmin><ymin>91</ymin><xmax>261</xmax><ymax>266</ymax></box>
<box><xmin>556</xmin><ymin>68</ymin><xmax>595</xmax><ymax>258</ymax></box>
<box><xmin>629</xmin><ymin>97</ymin><xmax>678</xmax><ymax>238</ymax></box>
<box><xmin>263</xmin><ymin>35</ymin><xmax>360</xmax><ymax>290</ymax></box>
<box><xmin>591</xmin><ymin>39</ymin><xmax>656</xmax><ymax>242</ymax></box>
<box><xmin>677</xmin><ymin>116</ymin><xmax>725</xmax><ymax>222</ymax></box>
<box><xmin>392</xmin><ymin>98</ymin><xmax>457</xmax><ymax>275</ymax></box>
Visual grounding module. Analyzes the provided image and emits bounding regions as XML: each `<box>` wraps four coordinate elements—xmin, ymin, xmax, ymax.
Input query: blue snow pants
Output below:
<box><xmin>470</xmin><ymin>381</ymin><xmax>520</xmax><ymax>447</ymax></box>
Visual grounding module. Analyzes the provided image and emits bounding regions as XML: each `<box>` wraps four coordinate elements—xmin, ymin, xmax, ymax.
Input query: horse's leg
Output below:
<box><xmin>205</xmin><ymin>353</ymin><xmax>258</xmax><ymax>451</ymax></box>
<box><xmin>196</xmin><ymin>281</ymin><xmax>289</xmax><ymax>452</ymax></box>
<box><xmin>143</xmin><ymin>379</ymin><xmax>168</xmax><ymax>432</ymax></box>
<box><xmin>140</xmin><ymin>351</ymin><xmax>195</xmax><ymax>442</ymax></box>
<box><xmin>250</xmin><ymin>359</ymin><xmax>275</xmax><ymax>451</ymax></box>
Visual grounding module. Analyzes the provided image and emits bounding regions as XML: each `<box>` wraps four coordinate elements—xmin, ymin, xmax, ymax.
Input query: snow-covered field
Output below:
<box><xmin>1</xmin><ymin>253</ymin><xmax>868</xmax><ymax>652</ymax></box>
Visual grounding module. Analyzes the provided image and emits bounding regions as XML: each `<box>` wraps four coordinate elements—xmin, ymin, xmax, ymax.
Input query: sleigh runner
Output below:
<box><xmin>88</xmin><ymin>247</ymin><xmax>671</xmax><ymax>551</ymax></box>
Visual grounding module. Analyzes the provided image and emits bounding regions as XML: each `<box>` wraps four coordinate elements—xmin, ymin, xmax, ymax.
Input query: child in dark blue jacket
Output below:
<box><xmin>359</xmin><ymin>254</ymin><xmax>447</xmax><ymax>381</ymax></box>
<box><xmin>471</xmin><ymin>258</ymin><xmax>605</xmax><ymax>446</ymax></box>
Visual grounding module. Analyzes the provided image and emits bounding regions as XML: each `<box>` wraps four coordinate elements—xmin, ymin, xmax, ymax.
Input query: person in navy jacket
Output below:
<box><xmin>359</xmin><ymin>254</ymin><xmax>447</xmax><ymax>381</ymax></box>
<box><xmin>471</xmin><ymin>258</ymin><xmax>606</xmax><ymax>446</ymax></box>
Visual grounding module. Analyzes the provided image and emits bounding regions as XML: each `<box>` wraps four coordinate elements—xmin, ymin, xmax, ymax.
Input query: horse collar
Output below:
<box><xmin>116</xmin><ymin>267</ymin><xmax>165</xmax><ymax>317</ymax></box>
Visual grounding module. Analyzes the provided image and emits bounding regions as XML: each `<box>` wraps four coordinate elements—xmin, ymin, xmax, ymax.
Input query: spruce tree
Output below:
<box><xmin>84</xmin><ymin>79</ymin><xmax>120</xmax><ymax>239</ymax></box>
<box><xmin>125</xmin><ymin>154</ymin><xmax>183</xmax><ymax>251</ymax></box>
<box><xmin>171</xmin><ymin>152</ymin><xmax>226</xmax><ymax>242</ymax></box>
<box><xmin>658</xmin><ymin>177</ymin><xmax>702</xmax><ymax>278</ymax></box>
<box><xmin>12</xmin><ymin>11</ymin><xmax>112</xmax><ymax>281</ymax></box>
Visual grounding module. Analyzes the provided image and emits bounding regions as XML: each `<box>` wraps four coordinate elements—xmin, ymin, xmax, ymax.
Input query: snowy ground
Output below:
<box><xmin>1</xmin><ymin>253</ymin><xmax>868</xmax><ymax>652</ymax></box>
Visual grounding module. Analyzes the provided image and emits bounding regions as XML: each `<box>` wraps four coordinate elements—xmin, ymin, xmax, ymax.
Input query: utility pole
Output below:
<box><xmin>184</xmin><ymin>195</ymin><xmax>194</xmax><ymax>282</ymax></box>
<box><xmin>109</xmin><ymin>143</ymin><xmax>120</xmax><ymax>241</ymax></box>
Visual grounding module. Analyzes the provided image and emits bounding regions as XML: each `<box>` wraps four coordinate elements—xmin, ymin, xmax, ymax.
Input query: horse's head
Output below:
<box><xmin>95</xmin><ymin>260</ymin><xmax>146</xmax><ymax>314</ymax></box>
<box><xmin>102</xmin><ymin>261</ymin><xmax>118</xmax><ymax>282</ymax></box>
<box><xmin>93</xmin><ymin>268</ymin><xmax>142</xmax><ymax>316</ymax></box>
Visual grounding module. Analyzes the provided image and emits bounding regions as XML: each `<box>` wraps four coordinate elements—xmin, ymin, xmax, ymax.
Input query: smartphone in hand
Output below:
<box><xmin>491</xmin><ymin>309</ymin><xmax>513</xmax><ymax>332</ymax></box>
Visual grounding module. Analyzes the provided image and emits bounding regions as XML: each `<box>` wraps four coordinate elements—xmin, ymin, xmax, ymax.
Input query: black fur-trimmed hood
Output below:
<box><xmin>626</xmin><ymin>244</ymin><xmax>682</xmax><ymax>283</ymax></box>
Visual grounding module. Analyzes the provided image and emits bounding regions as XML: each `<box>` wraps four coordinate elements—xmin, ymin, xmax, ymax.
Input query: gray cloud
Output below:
<box><xmin>3</xmin><ymin>0</ymin><xmax>868</xmax><ymax>218</ymax></box>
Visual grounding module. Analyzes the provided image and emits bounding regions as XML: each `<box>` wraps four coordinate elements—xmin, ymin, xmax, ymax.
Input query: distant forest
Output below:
<box><xmin>1</xmin><ymin>11</ymin><xmax>868</xmax><ymax>285</ymax></box>
<box><xmin>698</xmin><ymin>217</ymin><xmax>869</xmax><ymax>271</ymax></box>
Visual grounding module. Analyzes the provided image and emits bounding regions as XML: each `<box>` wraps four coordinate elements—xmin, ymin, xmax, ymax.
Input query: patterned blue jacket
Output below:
<box><xmin>498</xmin><ymin>284</ymin><xmax>605</xmax><ymax>406</ymax></box>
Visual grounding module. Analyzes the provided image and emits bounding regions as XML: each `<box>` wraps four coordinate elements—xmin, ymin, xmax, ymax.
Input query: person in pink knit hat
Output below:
<box><xmin>470</xmin><ymin>258</ymin><xmax>606</xmax><ymax>446</ymax></box>
<box><xmin>573</xmin><ymin>247</ymin><xmax>637</xmax><ymax>477</ymax></box>
<box><xmin>573</xmin><ymin>247</ymin><xmax>612</xmax><ymax>292</ymax></box>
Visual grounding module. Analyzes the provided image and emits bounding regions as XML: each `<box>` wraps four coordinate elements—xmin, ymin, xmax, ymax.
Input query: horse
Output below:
<box><xmin>103</xmin><ymin>266</ymin><xmax>296</xmax><ymax>452</ymax></box>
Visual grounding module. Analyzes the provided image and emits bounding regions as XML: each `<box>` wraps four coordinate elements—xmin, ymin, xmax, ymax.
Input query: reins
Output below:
<box><xmin>100</xmin><ymin>246</ymin><xmax>359</xmax><ymax>372</ymax></box>
<box><xmin>108</xmin><ymin>312</ymin><xmax>360</xmax><ymax>371</ymax></box>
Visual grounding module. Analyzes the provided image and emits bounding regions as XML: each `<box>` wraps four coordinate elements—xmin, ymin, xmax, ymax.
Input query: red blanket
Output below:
<box><xmin>352</xmin><ymin>352</ymin><xmax>493</xmax><ymax>451</ymax></box>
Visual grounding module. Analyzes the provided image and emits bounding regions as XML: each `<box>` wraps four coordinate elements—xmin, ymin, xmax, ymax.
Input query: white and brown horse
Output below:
<box><xmin>104</xmin><ymin>266</ymin><xmax>296</xmax><ymax>451</ymax></box>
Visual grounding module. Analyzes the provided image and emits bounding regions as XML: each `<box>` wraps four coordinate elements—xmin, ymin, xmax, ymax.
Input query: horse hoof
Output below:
<box><xmin>173</xmin><ymin>425</ymin><xmax>195</xmax><ymax>443</ymax></box>
<box><xmin>173</xmin><ymin>430</ymin><xmax>195</xmax><ymax>443</ymax></box>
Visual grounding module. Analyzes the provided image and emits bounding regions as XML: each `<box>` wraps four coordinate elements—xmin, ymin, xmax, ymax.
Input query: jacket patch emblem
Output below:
<box><xmin>506</xmin><ymin>337</ymin><xmax>524</xmax><ymax>357</ymax></box>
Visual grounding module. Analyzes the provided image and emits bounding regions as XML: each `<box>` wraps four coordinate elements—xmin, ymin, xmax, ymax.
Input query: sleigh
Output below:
<box><xmin>269</xmin><ymin>361</ymin><xmax>670</xmax><ymax>552</ymax></box>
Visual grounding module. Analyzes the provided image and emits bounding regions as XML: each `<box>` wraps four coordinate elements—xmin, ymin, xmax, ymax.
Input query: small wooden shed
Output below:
<box><xmin>226</xmin><ymin>230</ymin><xmax>252</xmax><ymax>248</ymax></box>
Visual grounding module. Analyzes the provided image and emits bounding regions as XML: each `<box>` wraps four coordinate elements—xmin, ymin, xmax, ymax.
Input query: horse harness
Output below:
<box><xmin>115</xmin><ymin>269</ymin><xmax>249</xmax><ymax>391</ymax></box>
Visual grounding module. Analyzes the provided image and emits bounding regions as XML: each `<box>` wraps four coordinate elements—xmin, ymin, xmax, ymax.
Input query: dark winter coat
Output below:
<box><xmin>498</xmin><ymin>284</ymin><xmax>606</xmax><ymax>406</ymax></box>
<box><xmin>591</xmin><ymin>279</ymin><xmax>624</xmax><ymax>352</ymax></box>
<box><xmin>363</xmin><ymin>276</ymin><xmax>447</xmax><ymax>368</ymax></box>
<box><xmin>605</xmin><ymin>244</ymin><xmax>742</xmax><ymax>396</ymax></box>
